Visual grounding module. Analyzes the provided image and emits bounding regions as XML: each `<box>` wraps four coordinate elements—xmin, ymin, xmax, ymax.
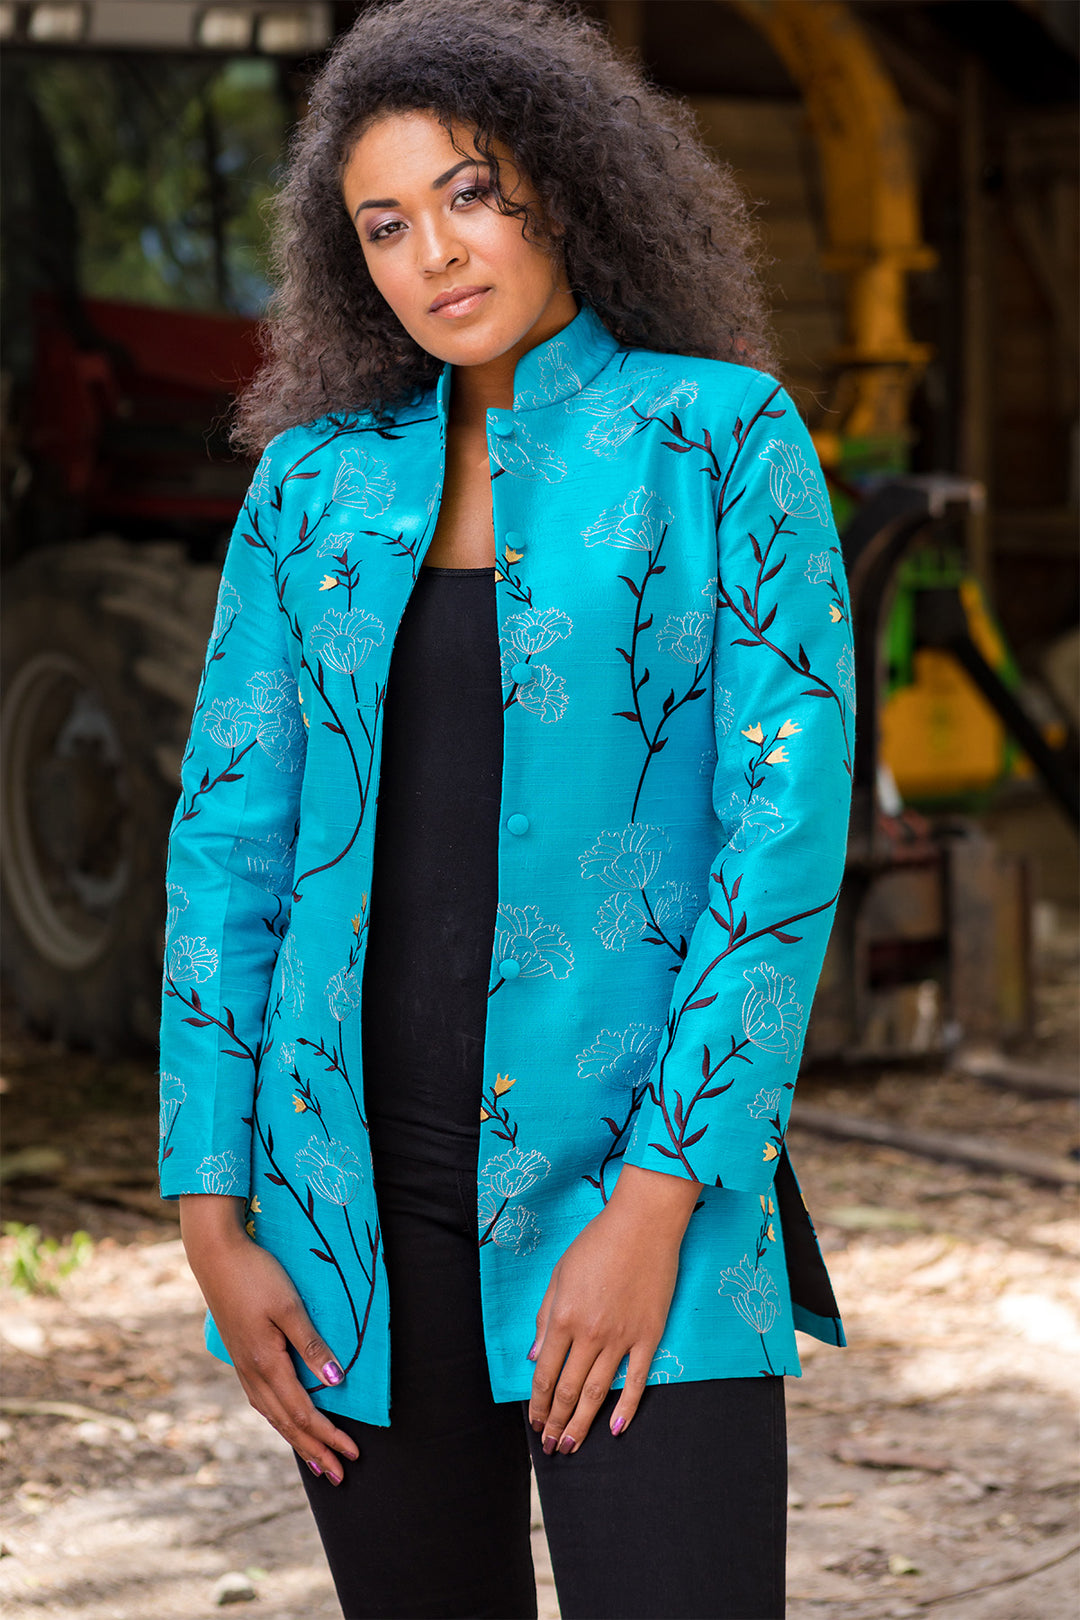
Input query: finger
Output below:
<box><xmin>238</xmin><ymin>1335</ymin><xmax>357</xmax><ymax>1480</ymax></box>
<box><xmin>557</xmin><ymin>1349</ymin><xmax>625</xmax><ymax>1455</ymax></box>
<box><xmin>607</xmin><ymin>1342</ymin><xmax>653</xmax><ymax>1437</ymax></box>
<box><xmin>529</xmin><ymin>1269</ymin><xmax>559</xmax><ymax>1363</ymax></box>
<box><xmin>277</xmin><ymin>1295</ymin><xmax>348</xmax><ymax>1393</ymax></box>
<box><xmin>528</xmin><ymin>1316</ymin><xmax>573</xmax><ymax>1435</ymax></box>
<box><xmin>536</xmin><ymin>1342</ymin><xmax>600</xmax><ymax>1455</ymax></box>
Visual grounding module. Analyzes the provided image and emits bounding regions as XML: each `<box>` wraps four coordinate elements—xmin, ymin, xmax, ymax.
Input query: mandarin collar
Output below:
<box><xmin>434</xmin><ymin>300</ymin><xmax>621</xmax><ymax>420</ymax></box>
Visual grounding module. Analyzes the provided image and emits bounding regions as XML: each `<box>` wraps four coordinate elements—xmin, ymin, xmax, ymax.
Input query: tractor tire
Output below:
<box><xmin>1</xmin><ymin>538</ymin><xmax>219</xmax><ymax>1053</ymax></box>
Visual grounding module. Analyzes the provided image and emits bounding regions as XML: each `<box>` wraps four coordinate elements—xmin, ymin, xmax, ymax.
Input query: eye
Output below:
<box><xmin>453</xmin><ymin>183</ymin><xmax>493</xmax><ymax>207</ymax></box>
<box><xmin>367</xmin><ymin>219</ymin><xmax>404</xmax><ymax>243</ymax></box>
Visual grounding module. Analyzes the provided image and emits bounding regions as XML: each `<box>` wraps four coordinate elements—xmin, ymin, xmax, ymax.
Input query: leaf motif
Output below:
<box><xmin>265</xmin><ymin>1172</ymin><xmax>287</xmax><ymax>1186</ymax></box>
<box><xmin>686</xmin><ymin>993</ymin><xmax>718</xmax><ymax>1010</ymax></box>
<box><xmin>730</xmin><ymin>874</ymin><xmax>743</xmax><ymax>900</ymax></box>
<box><xmin>702</xmin><ymin>1044</ymin><xmax>712</xmax><ymax>1079</ymax></box>
<box><xmin>617</xmin><ymin>575</ymin><xmax>641</xmax><ymax>599</ymax></box>
<box><xmin>732</xmin><ymin>637</ymin><xmax>760</xmax><ymax>648</ymax></box>
<box><xmin>762</xmin><ymin>556</ymin><xmax>786</xmax><ymax>582</ymax></box>
<box><xmin>750</xmin><ymin>533</ymin><xmax>763</xmax><ymax>565</ymax></box>
<box><xmin>662</xmin><ymin>441</ymin><xmax>693</xmax><ymax>453</ymax></box>
<box><xmin>770</xmin><ymin>929</ymin><xmax>803</xmax><ymax>943</ymax></box>
<box><xmin>683</xmin><ymin>1126</ymin><xmax>707</xmax><ymax>1148</ymax></box>
<box><xmin>614</xmin><ymin>710</ymin><xmax>640</xmax><ymax>722</ymax></box>
<box><xmin>310</xmin><ymin>1249</ymin><xmax>334</xmax><ymax>1263</ymax></box>
<box><xmin>670</xmin><ymin>413</ymin><xmax>683</xmax><ymax>437</ymax></box>
<box><xmin>798</xmin><ymin>644</ymin><xmax>811</xmax><ymax>672</ymax></box>
<box><xmin>733</xmin><ymin>913</ymin><xmax>747</xmax><ymax>939</ymax></box>
<box><xmin>653</xmin><ymin>1143</ymin><xmax>680</xmax><ymax>1159</ymax></box>
<box><xmin>760</xmin><ymin>604</ymin><xmax>777</xmax><ymax>633</ymax></box>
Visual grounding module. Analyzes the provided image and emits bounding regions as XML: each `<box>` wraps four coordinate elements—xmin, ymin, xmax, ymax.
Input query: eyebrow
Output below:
<box><xmin>352</xmin><ymin>158</ymin><xmax>489</xmax><ymax>219</ymax></box>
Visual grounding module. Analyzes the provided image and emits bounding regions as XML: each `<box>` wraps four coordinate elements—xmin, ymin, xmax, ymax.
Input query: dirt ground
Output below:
<box><xmin>1</xmin><ymin>908</ymin><xmax>1077</xmax><ymax>1620</ymax></box>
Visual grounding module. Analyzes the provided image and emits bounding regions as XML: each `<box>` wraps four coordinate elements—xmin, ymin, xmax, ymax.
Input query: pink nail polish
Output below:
<box><xmin>322</xmin><ymin>1360</ymin><xmax>344</xmax><ymax>1386</ymax></box>
<box><xmin>558</xmin><ymin>1434</ymin><xmax>576</xmax><ymax>1455</ymax></box>
<box><xmin>527</xmin><ymin>1341</ymin><xmax>538</xmax><ymax>1361</ymax></box>
<box><xmin>307</xmin><ymin>1460</ymin><xmax>322</xmax><ymax>1476</ymax></box>
<box><xmin>611</xmin><ymin>1415</ymin><xmax>626</xmax><ymax>1436</ymax></box>
<box><xmin>542</xmin><ymin>1434</ymin><xmax>556</xmax><ymax>1456</ymax></box>
<box><xmin>325</xmin><ymin>1467</ymin><xmax>342</xmax><ymax>1485</ymax></box>
<box><xmin>530</xmin><ymin>1417</ymin><xmax>543</xmax><ymax>1433</ymax></box>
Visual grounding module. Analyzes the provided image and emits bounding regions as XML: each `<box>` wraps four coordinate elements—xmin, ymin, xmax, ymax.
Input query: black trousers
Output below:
<box><xmin>295</xmin><ymin>1149</ymin><xmax>787</xmax><ymax>1620</ymax></box>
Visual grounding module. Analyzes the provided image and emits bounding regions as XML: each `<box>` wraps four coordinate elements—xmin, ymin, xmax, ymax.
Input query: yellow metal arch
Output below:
<box><xmin>728</xmin><ymin>0</ymin><xmax>936</xmax><ymax>457</ymax></box>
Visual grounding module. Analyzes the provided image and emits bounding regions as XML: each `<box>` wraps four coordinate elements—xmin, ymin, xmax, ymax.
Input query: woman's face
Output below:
<box><xmin>341</xmin><ymin>109</ymin><xmax>577</xmax><ymax>369</ymax></box>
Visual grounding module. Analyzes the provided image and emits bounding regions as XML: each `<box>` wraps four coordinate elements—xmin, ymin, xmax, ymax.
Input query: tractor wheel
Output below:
<box><xmin>1</xmin><ymin>538</ymin><xmax>219</xmax><ymax>1052</ymax></box>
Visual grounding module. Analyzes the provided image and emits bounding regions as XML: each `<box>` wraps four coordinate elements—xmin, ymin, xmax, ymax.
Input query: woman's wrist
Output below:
<box><xmin>178</xmin><ymin>1193</ymin><xmax>249</xmax><ymax>1252</ymax></box>
<box><xmin>606</xmin><ymin>1162</ymin><xmax>703</xmax><ymax>1242</ymax></box>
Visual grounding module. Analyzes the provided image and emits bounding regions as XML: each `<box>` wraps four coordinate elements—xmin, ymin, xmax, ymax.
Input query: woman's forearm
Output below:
<box><xmin>606</xmin><ymin>1161</ymin><xmax>703</xmax><ymax>1244</ymax></box>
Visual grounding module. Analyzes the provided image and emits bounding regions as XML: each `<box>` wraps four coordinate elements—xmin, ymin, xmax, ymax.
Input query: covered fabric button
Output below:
<box><xmin>506</xmin><ymin>813</ymin><xmax>530</xmax><ymax>836</ymax></box>
<box><xmin>510</xmin><ymin>661</ymin><xmax>533</xmax><ymax>684</ymax></box>
<box><xmin>504</xmin><ymin>530</ymin><xmax>523</xmax><ymax>548</ymax></box>
<box><xmin>491</xmin><ymin>418</ymin><xmax>514</xmax><ymax>438</ymax></box>
<box><xmin>499</xmin><ymin>958</ymin><xmax>521</xmax><ymax>979</ymax></box>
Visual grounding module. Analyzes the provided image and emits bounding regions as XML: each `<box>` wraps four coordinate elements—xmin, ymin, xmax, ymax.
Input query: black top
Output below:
<box><xmin>360</xmin><ymin>564</ymin><xmax>503</xmax><ymax>1168</ymax></box>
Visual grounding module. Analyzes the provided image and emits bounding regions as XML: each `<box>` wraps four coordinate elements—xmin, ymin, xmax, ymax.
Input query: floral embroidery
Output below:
<box><xmin>203</xmin><ymin>697</ymin><xmax>256</xmax><ymax>749</ymax></box>
<box><xmin>574</xmin><ymin>368</ymin><xmax>698</xmax><ymax>457</ymax></box>
<box><xmin>718</xmin><ymin>1255</ymin><xmax>780</xmax><ymax>1335</ymax></box>
<box><xmin>331</xmin><ymin>448</ymin><xmax>395</xmax><ymax>515</ymax></box>
<box><xmin>579</xmin><ymin>823</ymin><xmax>669</xmax><ymax>889</ymax></box>
<box><xmin>159</xmin><ymin>1073</ymin><xmax>186</xmax><ymax>1141</ymax></box>
<box><xmin>576</xmin><ymin>1024</ymin><xmax>662</xmax><ymax>1087</ymax></box>
<box><xmin>837</xmin><ymin>644</ymin><xmax>856</xmax><ymax>711</ymax></box>
<box><xmin>582</xmin><ymin>487</ymin><xmax>672</xmax><ymax>550</ymax></box>
<box><xmin>197</xmin><ymin>1150</ymin><xmax>243</xmax><ymax>1194</ymax></box>
<box><xmin>311</xmin><ymin>609</ymin><xmax>386</xmax><ymax>674</ymax></box>
<box><xmin>326</xmin><ymin>966</ymin><xmax>363</xmax><ymax>1021</ymax></box>
<box><xmin>741</xmin><ymin>964</ymin><xmax>804</xmax><ymax>1062</ymax></box>
<box><xmin>489</xmin><ymin>422</ymin><xmax>567</xmax><ymax>482</ymax></box>
<box><xmin>505</xmin><ymin>607</ymin><xmax>573</xmax><ymax>657</ymax></box>
<box><xmin>167</xmin><ymin>936</ymin><xmax>219</xmax><ymax>984</ymax></box>
<box><xmin>804</xmin><ymin>552</ymin><xmax>832</xmax><ymax>584</ymax></box>
<box><xmin>747</xmin><ymin>1087</ymin><xmax>783</xmax><ymax>1119</ymax></box>
<box><xmin>278</xmin><ymin>932</ymin><xmax>305</xmax><ymax>1015</ymax></box>
<box><xmin>211</xmin><ymin>580</ymin><xmax>243</xmax><ymax>641</ymax></box>
<box><xmin>757</xmin><ymin>440</ymin><xmax>830</xmax><ymax>525</ymax></box>
<box><xmin>656</xmin><ymin>611</ymin><xmax>712</xmax><ymax>665</ymax></box>
<box><xmin>513</xmin><ymin>663</ymin><xmax>568</xmax><ymax>723</ymax></box>
<box><xmin>295</xmin><ymin>1136</ymin><xmax>364</xmax><ymax>1205</ymax></box>
<box><xmin>716</xmin><ymin>791</ymin><xmax>784</xmax><ymax>853</ymax></box>
<box><xmin>493</xmin><ymin>904</ymin><xmax>574</xmax><ymax>980</ymax></box>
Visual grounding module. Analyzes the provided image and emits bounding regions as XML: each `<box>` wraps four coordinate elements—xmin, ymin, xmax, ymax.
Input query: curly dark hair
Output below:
<box><xmin>233</xmin><ymin>0</ymin><xmax>779</xmax><ymax>452</ymax></box>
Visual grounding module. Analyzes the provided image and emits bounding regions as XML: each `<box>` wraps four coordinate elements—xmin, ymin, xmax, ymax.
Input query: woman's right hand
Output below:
<box><xmin>178</xmin><ymin>1195</ymin><xmax>360</xmax><ymax>1483</ymax></box>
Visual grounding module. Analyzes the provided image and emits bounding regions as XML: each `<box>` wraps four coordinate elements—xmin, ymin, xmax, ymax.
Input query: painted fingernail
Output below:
<box><xmin>322</xmin><ymin>1360</ymin><xmax>344</xmax><ymax>1386</ymax></box>
<box><xmin>611</xmin><ymin>1415</ymin><xmax>626</xmax><ymax>1436</ymax></box>
<box><xmin>306</xmin><ymin>1460</ymin><xmax>322</xmax><ymax>1476</ymax></box>
<box><xmin>542</xmin><ymin>1434</ymin><xmax>556</xmax><ymax>1456</ymax></box>
<box><xmin>325</xmin><ymin>1468</ymin><xmax>342</xmax><ymax>1485</ymax></box>
<box><xmin>530</xmin><ymin>1418</ymin><xmax>543</xmax><ymax>1433</ymax></box>
<box><xmin>558</xmin><ymin>1434</ymin><xmax>576</xmax><ymax>1455</ymax></box>
<box><xmin>526</xmin><ymin>1341</ymin><xmax>538</xmax><ymax>1361</ymax></box>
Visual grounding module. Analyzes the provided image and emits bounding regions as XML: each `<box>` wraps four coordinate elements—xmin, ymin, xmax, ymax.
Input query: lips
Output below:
<box><xmin>428</xmin><ymin>285</ymin><xmax>490</xmax><ymax>314</ymax></box>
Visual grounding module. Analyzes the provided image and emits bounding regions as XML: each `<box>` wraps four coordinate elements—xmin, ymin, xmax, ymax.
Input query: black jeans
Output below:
<box><xmin>296</xmin><ymin>1149</ymin><xmax>787</xmax><ymax>1620</ymax></box>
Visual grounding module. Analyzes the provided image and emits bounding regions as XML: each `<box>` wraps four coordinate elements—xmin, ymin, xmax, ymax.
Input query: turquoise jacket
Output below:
<box><xmin>158</xmin><ymin>301</ymin><xmax>854</xmax><ymax>1425</ymax></box>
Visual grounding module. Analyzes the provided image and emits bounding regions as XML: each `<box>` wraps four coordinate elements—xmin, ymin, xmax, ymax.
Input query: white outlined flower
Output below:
<box><xmin>311</xmin><ymin>609</ymin><xmax>385</xmax><ymax>675</ymax></box>
<box><xmin>295</xmin><ymin>1136</ymin><xmax>364</xmax><ymax>1205</ymax></box>
<box><xmin>656</xmin><ymin>611</ymin><xmax>712</xmax><ymax>664</ymax></box>
<box><xmin>582</xmin><ymin>487</ymin><xmax>672</xmax><ymax>551</ymax></box>
<box><xmin>758</xmin><ymin>440</ymin><xmax>830</xmax><ymax>525</ymax></box>
<box><xmin>167</xmin><ymin>936</ymin><xmax>219</xmax><ymax>984</ymax></box>
<box><xmin>741</xmin><ymin>964</ymin><xmax>804</xmax><ymax>1063</ymax></box>
<box><xmin>493</xmin><ymin>904</ymin><xmax>574</xmax><ymax>980</ymax></box>
<box><xmin>202</xmin><ymin>698</ymin><xmax>256</xmax><ymax>749</ymax></box>
<box><xmin>579</xmin><ymin>824</ymin><xmax>669</xmax><ymax>890</ymax></box>
<box><xmin>576</xmin><ymin>1025</ymin><xmax>662</xmax><ymax>1088</ymax></box>
<box><xmin>197</xmin><ymin>1150</ymin><xmax>243</xmax><ymax>1195</ymax></box>
<box><xmin>331</xmin><ymin>448</ymin><xmax>395</xmax><ymax>515</ymax></box>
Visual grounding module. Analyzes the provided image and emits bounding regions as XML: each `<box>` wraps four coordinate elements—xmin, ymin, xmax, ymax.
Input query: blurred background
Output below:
<box><xmin>0</xmin><ymin>4</ymin><xmax>1077</xmax><ymax>1617</ymax></box>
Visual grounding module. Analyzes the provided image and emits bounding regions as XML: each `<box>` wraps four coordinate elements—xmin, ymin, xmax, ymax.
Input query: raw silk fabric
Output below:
<box><xmin>158</xmin><ymin>302</ymin><xmax>854</xmax><ymax>1425</ymax></box>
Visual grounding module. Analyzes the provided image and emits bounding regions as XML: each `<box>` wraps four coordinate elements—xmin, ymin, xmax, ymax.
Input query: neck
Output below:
<box><xmin>448</xmin><ymin>290</ymin><xmax>579</xmax><ymax>426</ymax></box>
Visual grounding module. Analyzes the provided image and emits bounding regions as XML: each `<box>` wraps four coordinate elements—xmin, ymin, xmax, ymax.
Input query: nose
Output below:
<box><xmin>415</xmin><ymin>215</ymin><xmax>465</xmax><ymax>276</ymax></box>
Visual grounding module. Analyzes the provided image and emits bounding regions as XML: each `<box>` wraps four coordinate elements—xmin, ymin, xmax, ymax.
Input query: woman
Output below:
<box><xmin>159</xmin><ymin>2</ymin><xmax>854</xmax><ymax>1615</ymax></box>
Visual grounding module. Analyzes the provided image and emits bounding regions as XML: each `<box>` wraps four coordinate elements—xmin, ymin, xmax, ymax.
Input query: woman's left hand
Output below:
<box><xmin>528</xmin><ymin>1163</ymin><xmax>702</xmax><ymax>1454</ymax></box>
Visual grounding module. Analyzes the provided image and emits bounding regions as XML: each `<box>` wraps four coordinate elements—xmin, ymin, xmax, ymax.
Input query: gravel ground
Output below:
<box><xmin>1</xmin><ymin>910</ymin><xmax>1076</xmax><ymax>1619</ymax></box>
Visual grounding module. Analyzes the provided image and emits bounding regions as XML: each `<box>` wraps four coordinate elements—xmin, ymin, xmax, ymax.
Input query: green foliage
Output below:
<box><xmin>1</xmin><ymin>1222</ymin><xmax>93</xmax><ymax>1295</ymax></box>
<box><xmin>23</xmin><ymin>53</ymin><xmax>290</xmax><ymax>314</ymax></box>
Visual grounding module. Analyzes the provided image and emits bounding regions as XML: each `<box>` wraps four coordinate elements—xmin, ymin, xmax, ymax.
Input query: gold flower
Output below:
<box><xmin>741</xmin><ymin>722</ymin><xmax>765</xmax><ymax>744</ymax></box>
<box><xmin>762</xmin><ymin>1141</ymin><xmax>779</xmax><ymax>1162</ymax></box>
<box><xmin>776</xmin><ymin>719</ymin><xmax>801</xmax><ymax>739</ymax></box>
<box><xmin>494</xmin><ymin>1073</ymin><xmax>517</xmax><ymax>1096</ymax></box>
<box><xmin>494</xmin><ymin>569</ymin><xmax>505</xmax><ymax>583</ymax></box>
<box><xmin>766</xmin><ymin>1223</ymin><xmax>776</xmax><ymax>1242</ymax></box>
<box><xmin>764</xmin><ymin>746</ymin><xmax>788</xmax><ymax>765</ymax></box>
<box><xmin>292</xmin><ymin>1095</ymin><xmax>307</xmax><ymax>1113</ymax></box>
<box><xmin>480</xmin><ymin>1106</ymin><xmax>491</xmax><ymax>1122</ymax></box>
<box><xmin>319</xmin><ymin>575</ymin><xmax>338</xmax><ymax>591</ymax></box>
<box><xmin>351</xmin><ymin>913</ymin><xmax>362</xmax><ymax>935</ymax></box>
<box><xmin>505</xmin><ymin>548</ymin><xmax>524</xmax><ymax>564</ymax></box>
<box><xmin>245</xmin><ymin>1218</ymin><xmax>256</xmax><ymax>1238</ymax></box>
<box><xmin>250</xmin><ymin>1196</ymin><xmax>262</xmax><ymax>1214</ymax></box>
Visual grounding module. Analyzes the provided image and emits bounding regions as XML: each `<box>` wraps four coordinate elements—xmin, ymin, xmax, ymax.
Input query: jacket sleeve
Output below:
<box><xmin>158</xmin><ymin>442</ymin><xmax>306</xmax><ymax>1200</ymax></box>
<box><xmin>622</xmin><ymin>371</ymin><xmax>855</xmax><ymax>1192</ymax></box>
